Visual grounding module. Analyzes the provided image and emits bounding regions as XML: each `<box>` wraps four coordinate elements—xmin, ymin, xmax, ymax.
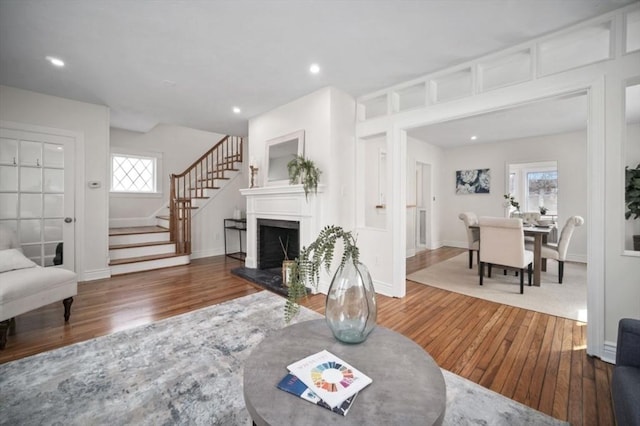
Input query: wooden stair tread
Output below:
<box><xmin>109</xmin><ymin>253</ymin><xmax>186</xmax><ymax>265</ymax></box>
<box><xmin>109</xmin><ymin>226</ymin><xmax>168</xmax><ymax>236</ymax></box>
<box><xmin>156</xmin><ymin>215</ymin><xmax>170</xmax><ymax>220</ymax></box>
<box><xmin>109</xmin><ymin>241</ymin><xmax>176</xmax><ymax>250</ymax></box>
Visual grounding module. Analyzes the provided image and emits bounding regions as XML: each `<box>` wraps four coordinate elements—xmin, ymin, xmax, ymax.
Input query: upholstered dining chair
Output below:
<box><xmin>458</xmin><ymin>212</ymin><xmax>479</xmax><ymax>269</ymax></box>
<box><xmin>526</xmin><ymin>215</ymin><xmax>584</xmax><ymax>284</ymax></box>
<box><xmin>521</xmin><ymin>212</ymin><xmax>541</xmax><ymax>225</ymax></box>
<box><xmin>479</xmin><ymin>217</ymin><xmax>533</xmax><ymax>294</ymax></box>
<box><xmin>512</xmin><ymin>212</ymin><xmax>541</xmax><ymax>243</ymax></box>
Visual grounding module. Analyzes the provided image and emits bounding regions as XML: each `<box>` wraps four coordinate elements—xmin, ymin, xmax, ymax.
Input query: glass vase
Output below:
<box><xmin>325</xmin><ymin>260</ymin><xmax>377</xmax><ymax>344</ymax></box>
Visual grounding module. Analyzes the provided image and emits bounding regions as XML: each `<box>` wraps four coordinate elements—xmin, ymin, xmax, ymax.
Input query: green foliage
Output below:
<box><xmin>284</xmin><ymin>225</ymin><xmax>359</xmax><ymax>323</ymax></box>
<box><xmin>503</xmin><ymin>193</ymin><xmax>520</xmax><ymax>212</ymax></box>
<box><xmin>625</xmin><ymin>164</ymin><xmax>640</xmax><ymax>220</ymax></box>
<box><xmin>287</xmin><ymin>154</ymin><xmax>321</xmax><ymax>200</ymax></box>
<box><xmin>539</xmin><ymin>206</ymin><xmax>548</xmax><ymax>215</ymax></box>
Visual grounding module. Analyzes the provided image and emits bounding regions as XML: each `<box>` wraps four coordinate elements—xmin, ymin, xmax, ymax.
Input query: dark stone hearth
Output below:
<box><xmin>231</xmin><ymin>267</ymin><xmax>288</xmax><ymax>296</ymax></box>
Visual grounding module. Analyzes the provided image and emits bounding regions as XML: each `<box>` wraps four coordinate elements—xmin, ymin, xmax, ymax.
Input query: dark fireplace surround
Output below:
<box><xmin>257</xmin><ymin>218</ymin><xmax>300</xmax><ymax>269</ymax></box>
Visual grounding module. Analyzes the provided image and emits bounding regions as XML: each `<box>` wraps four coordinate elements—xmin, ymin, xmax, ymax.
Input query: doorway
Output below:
<box><xmin>0</xmin><ymin>124</ymin><xmax>76</xmax><ymax>271</ymax></box>
<box><xmin>415</xmin><ymin>161</ymin><xmax>431</xmax><ymax>251</ymax></box>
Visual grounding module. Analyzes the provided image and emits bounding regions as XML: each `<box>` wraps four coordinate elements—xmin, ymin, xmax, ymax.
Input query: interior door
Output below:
<box><xmin>415</xmin><ymin>162</ymin><xmax>431</xmax><ymax>250</ymax></box>
<box><xmin>0</xmin><ymin>126</ymin><xmax>75</xmax><ymax>271</ymax></box>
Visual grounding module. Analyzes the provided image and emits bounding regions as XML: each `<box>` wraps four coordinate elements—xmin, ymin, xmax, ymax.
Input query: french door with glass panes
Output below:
<box><xmin>0</xmin><ymin>125</ymin><xmax>75</xmax><ymax>271</ymax></box>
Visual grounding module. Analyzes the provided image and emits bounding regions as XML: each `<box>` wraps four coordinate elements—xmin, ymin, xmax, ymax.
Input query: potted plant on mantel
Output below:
<box><xmin>625</xmin><ymin>163</ymin><xmax>640</xmax><ymax>251</ymax></box>
<box><xmin>285</xmin><ymin>225</ymin><xmax>377</xmax><ymax>344</ymax></box>
<box><xmin>287</xmin><ymin>154</ymin><xmax>321</xmax><ymax>200</ymax></box>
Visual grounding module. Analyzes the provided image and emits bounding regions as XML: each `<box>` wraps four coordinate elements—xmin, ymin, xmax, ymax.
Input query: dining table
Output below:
<box><xmin>470</xmin><ymin>224</ymin><xmax>553</xmax><ymax>287</ymax></box>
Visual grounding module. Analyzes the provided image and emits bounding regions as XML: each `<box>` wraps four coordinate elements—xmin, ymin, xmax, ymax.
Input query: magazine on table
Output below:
<box><xmin>276</xmin><ymin>373</ymin><xmax>358</xmax><ymax>416</ymax></box>
<box><xmin>286</xmin><ymin>349</ymin><xmax>372</xmax><ymax>409</ymax></box>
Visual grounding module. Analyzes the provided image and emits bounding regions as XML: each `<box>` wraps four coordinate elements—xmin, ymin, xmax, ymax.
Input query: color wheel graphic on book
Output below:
<box><xmin>310</xmin><ymin>361</ymin><xmax>355</xmax><ymax>392</ymax></box>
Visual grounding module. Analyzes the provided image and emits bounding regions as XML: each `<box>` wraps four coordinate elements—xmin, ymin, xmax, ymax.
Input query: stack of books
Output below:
<box><xmin>276</xmin><ymin>349</ymin><xmax>373</xmax><ymax>416</ymax></box>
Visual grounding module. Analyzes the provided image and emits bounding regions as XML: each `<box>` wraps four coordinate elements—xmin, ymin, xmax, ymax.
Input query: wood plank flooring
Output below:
<box><xmin>0</xmin><ymin>248</ymin><xmax>614</xmax><ymax>425</ymax></box>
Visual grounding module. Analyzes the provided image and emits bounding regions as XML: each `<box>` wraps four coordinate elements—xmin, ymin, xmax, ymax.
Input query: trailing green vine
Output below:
<box><xmin>287</xmin><ymin>154</ymin><xmax>321</xmax><ymax>200</ymax></box>
<box><xmin>284</xmin><ymin>225</ymin><xmax>359</xmax><ymax>322</ymax></box>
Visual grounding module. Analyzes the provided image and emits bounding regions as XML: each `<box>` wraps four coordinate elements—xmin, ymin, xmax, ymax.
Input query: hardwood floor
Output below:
<box><xmin>0</xmin><ymin>248</ymin><xmax>614</xmax><ymax>425</ymax></box>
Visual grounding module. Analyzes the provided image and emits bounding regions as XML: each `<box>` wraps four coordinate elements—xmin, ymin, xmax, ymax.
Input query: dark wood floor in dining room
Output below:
<box><xmin>1</xmin><ymin>247</ymin><xmax>613</xmax><ymax>426</ymax></box>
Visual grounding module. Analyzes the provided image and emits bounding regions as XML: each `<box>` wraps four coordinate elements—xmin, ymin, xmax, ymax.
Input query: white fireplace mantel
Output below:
<box><xmin>240</xmin><ymin>184</ymin><xmax>325</xmax><ymax>269</ymax></box>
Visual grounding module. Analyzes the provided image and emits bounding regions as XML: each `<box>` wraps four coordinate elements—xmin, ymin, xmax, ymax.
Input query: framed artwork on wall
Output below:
<box><xmin>456</xmin><ymin>168</ymin><xmax>490</xmax><ymax>194</ymax></box>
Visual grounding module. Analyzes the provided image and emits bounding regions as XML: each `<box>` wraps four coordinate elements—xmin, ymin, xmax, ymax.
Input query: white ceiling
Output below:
<box><xmin>406</xmin><ymin>92</ymin><xmax>589</xmax><ymax>148</ymax></box>
<box><xmin>0</xmin><ymin>0</ymin><xmax>635</xmax><ymax>136</ymax></box>
<box><xmin>406</xmin><ymin>81</ymin><xmax>640</xmax><ymax>148</ymax></box>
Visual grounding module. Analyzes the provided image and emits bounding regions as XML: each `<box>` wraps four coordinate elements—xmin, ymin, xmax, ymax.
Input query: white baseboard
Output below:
<box><xmin>80</xmin><ymin>268</ymin><xmax>111</xmax><ymax>282</ymax></box>
<box><xmin>601</xmin><ymin>340</ymin><xmax>617</xmax><ymax>364</ymax></box>
<box><xmin>442</xmin><ymin>240</ymin><xmax>467</xmax><ymax>249</ymax></box>
<box><xmin>372</xmin><ymin>279</ymin><xmax>394</xmax><ymax>297</ymax></box>
<box><xmin>566</xmin><ymin>254</ymin><xmax>587</xmax><ymax>263</ymax></box>
<box><xmin>190</xmin><ymin>248</ymin><xmax>226</xmax><ymax>259</ymax></box>
<box><xmin>428</xmin><ymin>241</ymin><xmax>444</xmax><ymax>250</ymax></box>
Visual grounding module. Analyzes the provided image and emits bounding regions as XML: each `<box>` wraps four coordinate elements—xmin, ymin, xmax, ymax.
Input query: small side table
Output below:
<box><xmin>223</xmin><ymin>218</ymin><xmax>246</xmax><ymax>261</ymax></box>
<box><xmin>243</xmin><ymin>319</ymin><xmax>446</xmax><ymax>425</ymax></box>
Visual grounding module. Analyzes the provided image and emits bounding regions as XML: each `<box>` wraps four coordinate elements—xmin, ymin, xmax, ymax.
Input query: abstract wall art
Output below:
<box><xmin>456</xmin><ymin>168</ymin><xmax>490</xmax><ymax>194</ymax></box>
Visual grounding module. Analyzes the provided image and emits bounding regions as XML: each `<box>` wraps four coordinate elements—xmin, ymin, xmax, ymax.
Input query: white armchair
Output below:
<box><xmin>479</xmin><ymin>217</ymin><xmax>533</xmax><ymax>294</ymax></box>
<box><xmin>526</xmin><ymin>216</ymin><xmax>584</xmax><ymax>283</ymax></box>
<box><xmin>0</xmin><ymin>226</ymin><xmax>77</xmax><ymax>349</ymax></box>
<box><xmin>458</xmin><ymin>212</ymin><xmax>479</xmax><ymax>269</ymax></box>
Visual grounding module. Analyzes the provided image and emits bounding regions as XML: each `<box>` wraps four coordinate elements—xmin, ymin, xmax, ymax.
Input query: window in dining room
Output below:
<box><xmin>508</xmin><ymin>161</ymin><xmax>558</xmax><ymax>215</ymax></box>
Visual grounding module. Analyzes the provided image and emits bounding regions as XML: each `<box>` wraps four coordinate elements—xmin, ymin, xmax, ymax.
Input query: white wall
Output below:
<box><xmin>0</xmin><ymin>85</ymin><xmax>110</xmax><ymax>280</ymax></box>
<box><xmin>329</xmin><ymin>88</ymin><xmax>358</xmax><ymax>228</ymax></box>
<box><xmin>191</xmin><ymin>172</ymin><xmax>247</xmax><ymax>259</ymax></box>
<box><xmin>246</xmin><ymin>86</ymin><xmax>357</xmax><ymax>289</ymax></box>
<box><xmin>437</xmin><ymin>130</ymin><xmax>588</xmax><ymax>261</ymax></box>
<box><xmin>109</xmin><ymin>124</ymin><xmax>228</xmax><ymax>227</ymax></box>
<box><xmin>247</xmin><ymin>86</ymin><xmax>356</xmax><ymax>233</ymax></box>
<box><xmin>363</xmin><ymin>135</ymin><xmax>386</xmax><ymax>229</ymax></box>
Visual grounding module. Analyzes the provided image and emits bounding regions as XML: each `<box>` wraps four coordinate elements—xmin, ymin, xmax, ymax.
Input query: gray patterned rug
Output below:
<box><xmin>0</xmin><ymin>291</ymin><xmax>567</xmax><ymax>425</ymax></box>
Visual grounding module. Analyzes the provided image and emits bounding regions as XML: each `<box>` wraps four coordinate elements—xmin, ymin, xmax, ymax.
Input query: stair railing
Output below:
<box><xmin>170</xmin><ymin>135</ymin><xmax>244</xmax><ymax>254</ymax></box>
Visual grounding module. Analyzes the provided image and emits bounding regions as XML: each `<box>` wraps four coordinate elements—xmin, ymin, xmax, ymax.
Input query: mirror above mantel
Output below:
<box><xmin>264</xmin><ymin>130</ymin><xmax>304</xmax><ymax>186</ymax></box>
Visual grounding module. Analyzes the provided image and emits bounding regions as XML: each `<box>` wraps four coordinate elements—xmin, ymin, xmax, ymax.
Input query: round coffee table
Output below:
<box><xmin>243</xmin><ymin>319</ymin><xmax>446</xmax><ymax>425</ymax></box>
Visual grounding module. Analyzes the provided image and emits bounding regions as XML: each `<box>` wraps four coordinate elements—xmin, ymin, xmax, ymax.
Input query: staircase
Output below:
<box><xmin>108</xmin><ymin>136</ymin><xmax>244</xmax><ymax>275</ymax></box>
<box><xmin>109</xmin><ymin>226</ymin><xmax>189</xmax><ymax>275</ymax></box>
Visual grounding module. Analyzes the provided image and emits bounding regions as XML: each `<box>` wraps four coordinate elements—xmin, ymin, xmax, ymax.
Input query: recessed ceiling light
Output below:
<box><xmin>470</xmin><ymin>135</ymin><xmax>478</xmax><ymax>140</ymax></box>
<box><xmin>45</xmin><ymin>56</ymin><xmax>65</xmax><ymax>67</ymax></box>
<box><xmin>232</xmin><ymin>107</ymin><xmax>241</xmax><ymax>114</ymax></box>
<box><xmin>309</xmin><ymin>63</ymin><xmax>320</xmax><ymax>74</ymax></box>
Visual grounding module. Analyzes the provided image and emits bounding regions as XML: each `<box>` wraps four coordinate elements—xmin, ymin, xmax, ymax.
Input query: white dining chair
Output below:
<box><xmin>458</xmin><ymin>212</ymin><xmax>479</xmax><ymax>269</ymax></box>
<box><xmin>526</xmin><ymin>215</ymin><xmax>584</xmax><ymax>283</ymax></box>
<box><xmin>479</xmin><ymin>217</ymin><xmax>533</xmax><ymax>294</ymax></box>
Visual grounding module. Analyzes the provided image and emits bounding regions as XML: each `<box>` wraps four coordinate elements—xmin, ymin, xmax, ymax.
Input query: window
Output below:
<box><xmin>508</xmin><ymin>161</ymin><xmax>558</xmax><ymax>215</ymax></box>
<box><xmin>110</xmin><ymin>150</ymin><xmax>162</xmax><ymax>194</ymax></box>
<box><xmin>525</xmin><ymin>170</ymin><xmax>558</xmax><ymax>213</ymax></box>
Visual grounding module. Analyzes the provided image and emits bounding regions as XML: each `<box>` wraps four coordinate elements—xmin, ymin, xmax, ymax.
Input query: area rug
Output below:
<box><xmin>408</xmin><ymin>253</ymin><xmax>587</xmax><ymax>322</ymax></box>
<box><xmin>0</xmin><ymin>291</ymin><xmax>567</xmax><ymax>425</ymax></box>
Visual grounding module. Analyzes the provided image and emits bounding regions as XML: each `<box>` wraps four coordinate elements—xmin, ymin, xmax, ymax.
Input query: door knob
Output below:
<box><xmin>64</xmin><ymin>217</ymin><xmax>73</xmax><ymax>223</ymax></box>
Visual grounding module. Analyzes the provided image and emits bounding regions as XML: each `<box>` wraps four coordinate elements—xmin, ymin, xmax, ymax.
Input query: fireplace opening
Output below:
<box><xmin>257</xmin><ymin>219</ymin><xmax>300</xmax><ymax>270</ymax></box>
